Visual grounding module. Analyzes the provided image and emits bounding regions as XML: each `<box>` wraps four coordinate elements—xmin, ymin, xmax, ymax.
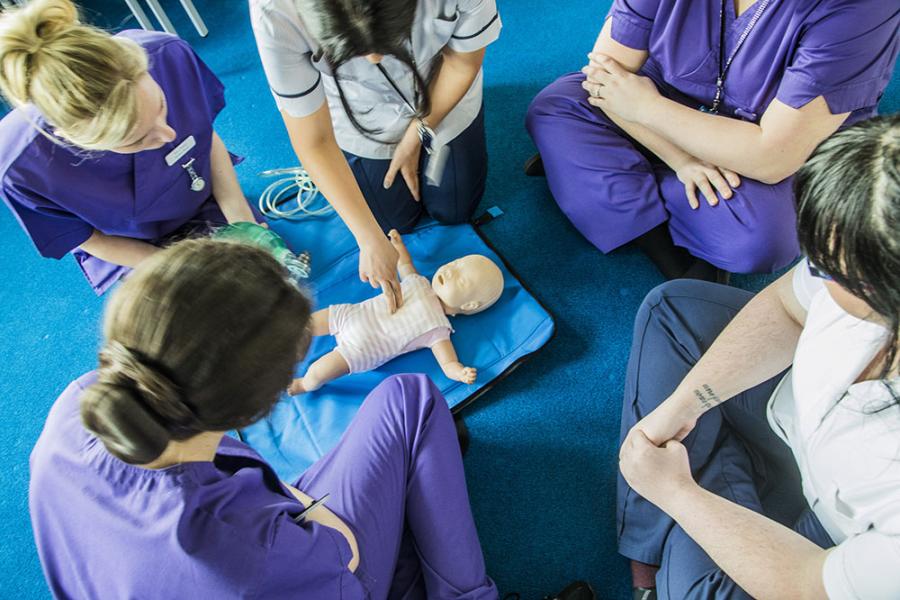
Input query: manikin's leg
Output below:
<box><xmin>295</xmin><ymin>375</ymin><xmax>496</xmax><ymax>600</ymax></box>
<box><xmin>288</xmin><ymin>349</ymin><xmax>349</xmax><ymax>395</ymax></box>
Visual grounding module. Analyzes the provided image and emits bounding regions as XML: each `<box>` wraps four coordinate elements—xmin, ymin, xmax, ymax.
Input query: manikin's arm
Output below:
<box><xmin>431</xmin><ymin>339</ymin><xmax>476</xmax><ymax>384</ymax></box>
<box><xmin>78</xmin><ymin>230</ymin><xmax>159</xmax><ymax>268</ymax></box>
<box><xmin>388</xmin><ymin>229</ymin><xmax>417</xmax><ymax>279</ymax></box>
<box><xmin>209</xmin><ymin>132</ymin><xmax>259</xmax><ymax>225</ymax></box>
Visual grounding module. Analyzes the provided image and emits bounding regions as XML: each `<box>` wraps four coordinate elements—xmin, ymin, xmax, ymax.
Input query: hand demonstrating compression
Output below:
<box><xmin>619</xmin><ymin>428</ymin><xmax>695</xmax><ymax>508</ymax></box>
<box><xmin>581</xmin><ymin>54</ymin><xmax>659</xmax><ymax>122</ymax></box>
<box><xmin>384</xmin><ymin>122</ymin><xmax>422</xmax><ymax>202</ymax></box>
<box><xmin>359</xmin><ymin>235</ymin><xmax>402</xmax><ymax>313</ymax></box>
<box><xmin>674</xmin><ymin>157</ymin><xmax>742</xmax><ymax>209</ymax></box>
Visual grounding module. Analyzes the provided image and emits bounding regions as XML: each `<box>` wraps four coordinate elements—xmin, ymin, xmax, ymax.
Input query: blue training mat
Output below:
<box><xmin>239</xmin><ymin>212</ymin><xmax>555</xmax><ymax>482</ymax></box>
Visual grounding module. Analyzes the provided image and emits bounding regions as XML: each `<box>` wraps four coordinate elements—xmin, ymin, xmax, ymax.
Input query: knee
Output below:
<box><xmin>374</xmin><ymin>374</ymin><xmax>447</xmax><ymax>418</ymax></box>
<box><xmin>525</xmin><ymin>72</ymin><xmax>588</xmax><ymax>131</ymax></box>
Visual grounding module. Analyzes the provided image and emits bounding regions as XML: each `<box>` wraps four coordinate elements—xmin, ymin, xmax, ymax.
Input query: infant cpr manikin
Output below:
<box><xmin>288</xmin><ymin>230</ymin><xmax>504</xmax><ymax>394</ymax></box>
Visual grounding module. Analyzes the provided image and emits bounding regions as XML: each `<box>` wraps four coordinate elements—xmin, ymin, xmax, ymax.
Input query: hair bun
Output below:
<box><xmin>24</xmin><ymin>0</ymin><xmax>77</xmax><ymax>41</ymax></box>
<box><xmin>99</xmin><ymin>342</ymin><xmax>198</xmax><ymax>431</ymax></box>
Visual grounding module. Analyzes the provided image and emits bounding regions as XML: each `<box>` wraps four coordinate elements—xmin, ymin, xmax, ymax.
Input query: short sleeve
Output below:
<box><xmin>823</xmin><ymin>531</ymin><xmax>900</xmax><ymax>599</ymax></box>
<box><xmin>776</xmin><ymin>1</ymin><xmax>900</xmax><ymax>114</ymax></box>
<box><xmin>126</xmin><ymin>31</ymin><xmax>227</xmax><ymax>123</ymax></box>
<box><xmin>250</xmin><ymin>0</ymin><xmax>326</xmax><ymax>119</ymax></box>
<box><xmin>606</xmin><ymin>0</ymin><xmax>660</xmax><ymax>51</ymax></box>
<box><xmin>791</xmin><ymin>259</ymin><xmax>825</xmax><ymax>312</ymax></box>
<box><xmin>252</xmin><ymin>516</ymin><xmax>366</xmax><ymax>599</ymax></box>
<box><xmin>446</xmin><ymin>0</ymin><xmax>502</xmax><ymax>53</ymax></box>
<box><xmin>1</xmin><ymin>178</ymin><xmax>92</xmax><ymax>259</ymax></box>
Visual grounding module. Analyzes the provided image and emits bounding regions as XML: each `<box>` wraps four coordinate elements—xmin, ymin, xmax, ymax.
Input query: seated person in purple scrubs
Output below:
<box><xmin>616</xmin><ymin>115</ymin><xmax>900</xmax><ymax>599</ymax></box>
<box><xmin>29</xmin><ymin>238</ymin><xmax>501</xmax><ymax>599</ymax></box>
<box><xmin>0</xmin><ymin>0</ymin><xmax>261</xmax><ymax>295</ymax></box>
<box><xmin>526</xmin><ymin>0</ymin><xmax>899</xmax><ymax>282</ymax></box>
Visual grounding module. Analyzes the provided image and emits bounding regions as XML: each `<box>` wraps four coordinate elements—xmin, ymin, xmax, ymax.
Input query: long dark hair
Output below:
<box><xmin>795</xmin><ymin>113</ymin><xmax>900</xmax><ymax>400</ymax></box>
<box><xmin>80</xmin><ymin>239</ymin><xmax>313</xmax><ymax>464</ymax></box>
<box><xmin>295</xmin><ymin>0</ymin><xmax>434</xmax><ymax>138</ymax></box>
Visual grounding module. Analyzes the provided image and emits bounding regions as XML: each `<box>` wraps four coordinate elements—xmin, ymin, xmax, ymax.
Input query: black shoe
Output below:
<box><xmin>633</xmin><ymin>587</ymin><xmax>657</xmax><ymax>600</ymax></box>
<box><xmin>524</xmin><ymin>153</ymin><xmax>545</xmax><ymax>177</ymax></box>
<box><xmin>454</xmin><ymin>413</ymin><xmax>470</xmax><ymax>457</ymax></box>
<box><xmin>545</xmin><ymin>580</ymin><xmax>596</xmax><ymax>600</ymax></box>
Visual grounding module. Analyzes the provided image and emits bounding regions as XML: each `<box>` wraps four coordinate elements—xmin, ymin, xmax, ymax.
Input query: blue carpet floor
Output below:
<box><xmin>1</xmin><ymin>1</ymin><xmax>897</xmax><ymax>598</ymax></box>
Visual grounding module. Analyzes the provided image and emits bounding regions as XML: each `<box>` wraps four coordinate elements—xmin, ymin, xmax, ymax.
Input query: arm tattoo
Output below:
<box><xmin>692</xmin><ymin>384</ymin><xmax>722</xmax><ymax>411</ymax></box>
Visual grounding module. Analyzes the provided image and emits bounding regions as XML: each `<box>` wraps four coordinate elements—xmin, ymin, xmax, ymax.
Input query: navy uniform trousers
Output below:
<box><xmin>618</xmin><ymin>280</ymin><xmax>835</xmax><ymax>599</ymax></box>
<box><xmin>344</xmin><ymin>107</ymin><xmax>487</xmax><ymax>234</ymax></box>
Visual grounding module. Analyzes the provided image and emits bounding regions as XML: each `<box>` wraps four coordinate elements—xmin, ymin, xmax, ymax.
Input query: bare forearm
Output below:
<box><xmin>667</xmin><ymin>483</ymin><xmax>827</xmax><ymax>599</ymax></box>
<box><xmin>639</xmin><ymin>97</ymin><xmax>778</xmax><ymax>179</ymax></box>
<box><xmin>209</xmin><ymin>132</ymin><xmax>256</xmax><ymax>224</ymax></box>
<box><xmin>423</xmin><ymin>48</ymin><xmax>485</xmax><ymax>129</ymax></box>
<box><xmin>606</xmin><ymin>110</ymin><xmax>692</xmax><ymax>170</ymax></box>
<box><xmin>284</xmin><ymin>108</ymin><xmax>384</xmax><ymax>246</ymax></box>
<box><xmin>285</xmin><ymin>483</ymin><xmax>359</xmax><ymax>571</ymax></box>
<box><xmin>671</xmin><ymin>274</ymin><xmax>802</xmax><ymax>417</ymax></box>
<box><xmin>79</xmin><ymin>230</ymin><xmax>159</xmax><ymax>268</ymax></box>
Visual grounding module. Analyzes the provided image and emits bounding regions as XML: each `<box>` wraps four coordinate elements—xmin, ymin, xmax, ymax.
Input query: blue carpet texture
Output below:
<box><xmin>0</xmin><ymin>1</ymin><xmax>896</xmax><ymax>598</ymax></box>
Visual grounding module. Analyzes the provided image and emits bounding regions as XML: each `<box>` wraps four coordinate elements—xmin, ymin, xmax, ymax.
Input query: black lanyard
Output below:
<box><xmin>706</xmin><ymin>0</ymin><xmax>773</xmax><ymax>113</ymax></box>
<box><xmin>375</xmin><ymin>62</ymin><xmax>436</xmax><ymax>154</ymax></box>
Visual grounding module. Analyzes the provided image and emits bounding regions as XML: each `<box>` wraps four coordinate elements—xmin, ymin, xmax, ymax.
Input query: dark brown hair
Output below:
<box><xmin>80</xmin><ymin>238</ymin><xmax>312</xmax><ymax>464</ymax></box>
<box><xmin>795</xmin><ymin>113</ymin><xmax>899</xmax><ymax>398</ymax></box>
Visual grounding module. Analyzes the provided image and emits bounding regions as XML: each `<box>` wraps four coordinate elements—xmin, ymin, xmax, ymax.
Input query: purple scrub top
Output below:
<box><xmin>29</xmin><ymin>373</ymin><xmax>365</xmax><ymax>599</ymax></box>
<box><xmin>608</xmin><ymin>0</ymin><xmax>899</xmax><ymax>125</ymax></box>
<box><xmin>0</xmin><ymin>30</ymin><xmax>238</xmax><ymax>295</ymax></box>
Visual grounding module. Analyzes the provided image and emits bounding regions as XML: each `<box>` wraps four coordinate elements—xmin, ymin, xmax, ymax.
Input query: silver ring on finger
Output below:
<box><xmin>591</xmin><ymin>87</ymin><xmax>602</xmax><ymax>98</ymax></box>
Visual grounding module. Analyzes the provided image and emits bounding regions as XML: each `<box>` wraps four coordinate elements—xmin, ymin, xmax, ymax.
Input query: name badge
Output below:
<box><xmin>165</xmin><ymin>135</ymin><xmax>197</xmax><ymax>167</ymax></box>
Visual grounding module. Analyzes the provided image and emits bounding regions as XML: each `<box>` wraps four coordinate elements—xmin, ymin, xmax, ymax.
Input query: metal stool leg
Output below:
<box><xmin>123</xmin><ymin>0</ymin><xmax>155</xmax><ymax>31</ymax></box>
<box><xmin>144</xmin><ymin>0</ymin><xmax>177</xmax><ymax>35</ymax></box>
<box><xmin>177</xmin><ymin>0</ymin><xmax>208</xmax><ymax>37</ymax></box>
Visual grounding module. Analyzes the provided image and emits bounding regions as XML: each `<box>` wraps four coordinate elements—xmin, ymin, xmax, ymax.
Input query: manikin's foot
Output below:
<box><xmin>287</xmin><ymin>376</ymin><xmax>324</xmax><ymax>395</ymax></box>
<box><xmin>287</xmin><ymin>378</ymin><xmax>306</xmax><ymax>396</ymax></box>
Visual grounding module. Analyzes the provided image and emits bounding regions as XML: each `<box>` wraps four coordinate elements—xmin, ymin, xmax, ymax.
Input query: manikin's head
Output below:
<box><xmin>431</xmin><ymin>255</ymin><xmax>504</xmax><ymax>316</ymax></box>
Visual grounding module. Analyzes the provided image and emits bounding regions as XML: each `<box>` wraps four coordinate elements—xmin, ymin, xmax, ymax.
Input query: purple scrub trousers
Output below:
<box><xmin>617</xmin><ymin>280</ymin><xmax>834</xmax><ymax>598</ymax></box>
<box><xmin>296</xmin><ymin>374</ymin><xmax>498</xmax><ymax>599</ymax></box>
<box><xmin>30</xmin><ymin>372</ymin><xmax>496</xmax><ymax>599</ymax></box>
<box><xmin>526</xmin><ymin>0</ymin><xmax>899</xmax><ymax>275</ymax></box>
<box><xmin>526</xmin><ymin>74</ymin><xmax>798</xmax><ymax>274</ymax></box>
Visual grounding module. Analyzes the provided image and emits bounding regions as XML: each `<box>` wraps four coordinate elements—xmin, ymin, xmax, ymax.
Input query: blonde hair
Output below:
<box><xmin>0</xmin><ymin>0</ymin><xmax>148</xmax><ymax>149</ymax></box>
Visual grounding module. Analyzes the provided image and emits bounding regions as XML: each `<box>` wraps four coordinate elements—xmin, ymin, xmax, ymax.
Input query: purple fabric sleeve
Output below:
<box><xmin>167</xmin><ymin>38</ymin><xmax>226</xmax><ymax>121</ymax></box>
<box><xmin>776</xmin><ymin>2</ymin><xmax>900</xmax><ymax>114</ymax></box>
<box><xmin>1</xmin><ymin>180</ymin><xmax>92</xmax><ymax>259</ymax></box>
<box><xmin>607</xmin><ymin>0</ymin><xmax>660</xmax><ymax>50</ymax></box>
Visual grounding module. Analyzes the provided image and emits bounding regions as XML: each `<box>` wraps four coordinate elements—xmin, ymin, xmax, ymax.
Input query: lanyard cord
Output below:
<box><xmin>711</xmin><ymin>0</ymin><xmax>773</xmax><ymax>113</ymax></box>
<box><xmin>375</xmin><ymin>61</ymin><xmax>436</xmax><ymax>154</ymax></box>
<box><xmin>376</xmin><ymin>62</ymin><xmax>417</xmax><ymax>114</ymax></box>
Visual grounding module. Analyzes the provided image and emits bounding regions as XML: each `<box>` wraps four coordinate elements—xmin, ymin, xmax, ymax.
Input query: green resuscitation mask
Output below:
<box><xmin>212</xmin><ymin>222</ymin><xmax>311</xmax><ymax>280</ymax></box>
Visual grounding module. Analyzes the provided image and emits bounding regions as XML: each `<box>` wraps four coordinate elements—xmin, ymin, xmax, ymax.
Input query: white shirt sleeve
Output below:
<box><xmin>446</xmin><ymin>0</ymin><xmax>502</xmax><ymax>53</ymax></box>
<box><xmin>823</xmin><ymin>531</ymin><xmax>900</xmax><ymax>599</ymax></box>
<box><xmin>792</xmin><ymin>258</ymin><xmax>825</xmax><ymax>312</ymax></box>
<box><xmin>250</xmin><ymin>0</ymin><xmax>326</xmax><ymax>118</ymax></box>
